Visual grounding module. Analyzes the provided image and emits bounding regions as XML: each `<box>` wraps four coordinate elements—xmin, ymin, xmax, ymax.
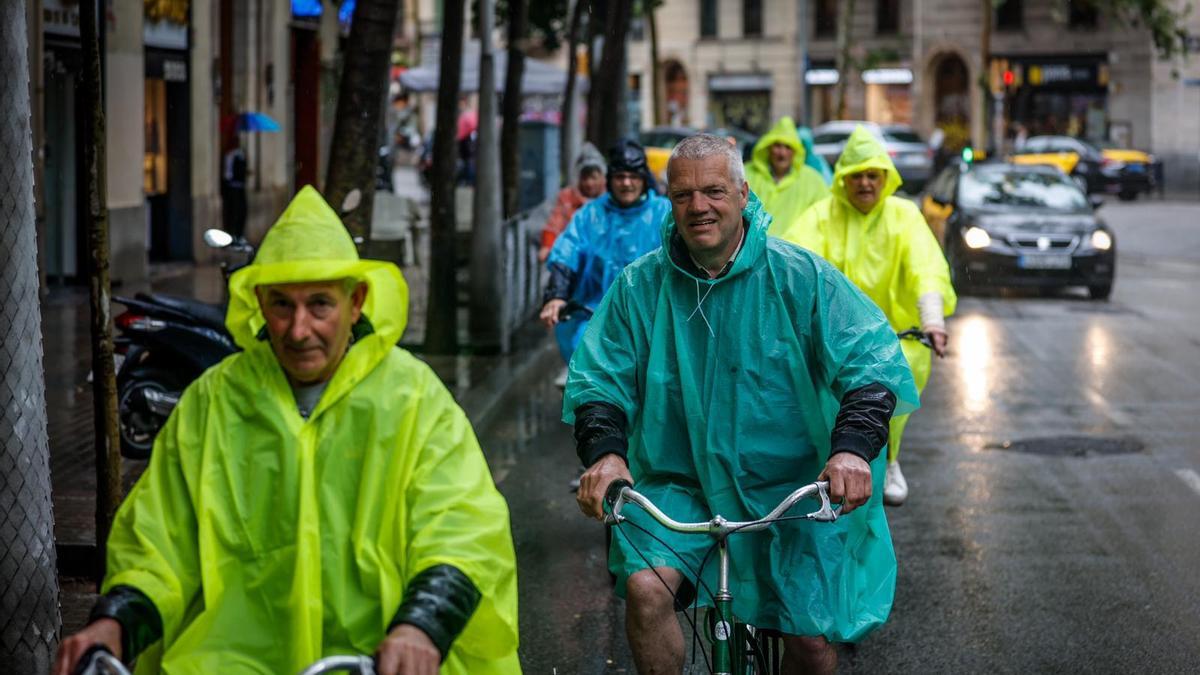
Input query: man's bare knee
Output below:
<box><xmin>625</xmin><ymin>568</ymin><xmax>682</xmax><ymax>626</ymax></box>
<box><xmin>782</xmin><ymin>634</ymin><xmax>836</xmax><ymax>675</ymax></box>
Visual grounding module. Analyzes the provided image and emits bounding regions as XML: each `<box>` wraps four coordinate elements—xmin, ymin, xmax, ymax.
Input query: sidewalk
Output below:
<box><xmin>47</xmin><ymin>252</ymin><xmax>558</xmax><ymax>631</ymax></box>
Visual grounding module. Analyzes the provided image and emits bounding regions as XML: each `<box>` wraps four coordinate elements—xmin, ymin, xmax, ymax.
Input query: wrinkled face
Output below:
<box><xmin>667</xmin><ymin>155</ymin><xmax>749</xmax><ymax>258</ymax></box>
<box><xmin>578</xmin><ymin>168</ymin><xmax>605</xmax><ymax>198</ymax></box>
<box><xmin>610</xmin><ymin>171</ymin><xmax>645</xmax><ymax>207</ymax></box>
<box><xmin>257</xmin><ymin>280</ymin><xmax>367</xmax><ymax>385</ymax></box>
<box><xmin>844</xmin><ymin>168</ymin><xmax>886</xmax><ymax>213</ymax></box>
<box><xmin>768</xmin><ymin>142</ymin><xmax>795</xmax><ymax>177</ymax></box>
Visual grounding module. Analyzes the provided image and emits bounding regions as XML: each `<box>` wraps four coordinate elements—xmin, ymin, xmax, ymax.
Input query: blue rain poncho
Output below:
<box><xmin>546</xmin><ymin>191</ymin><xmax>670</xmax><ymax>360</ymax></box>
<box><xmin>780</xmin><ymin>127</ymin><xmax>956</xmax><ymax>462</ymax></box>
<box><xmin>563</xmin><ymin>195</ymin><xmax>918</xmax><ymax>641</ymax></box>
<box><xmin>799</xmin><ymin>126</ymin><xmax>834</xmax><ymax>185</ymax></box>
<box><xmin>102</xmin><ymin>187</ymin><xmax>521</xmax><ymax>673</ymax></box>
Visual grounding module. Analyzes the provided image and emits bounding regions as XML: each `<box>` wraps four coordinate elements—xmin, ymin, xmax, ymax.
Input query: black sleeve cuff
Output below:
<box><xmin>830</xmin><ymin>384</ymin><xmax>897</xmax><ymax>464</ymax></box>
<box><xmin>387</xmin><ymin>564</ymin><xmax>482</xmax><ymax>662</ymax></box>
<box><xmin>88</xmin><ymin>585</ymin><xmax>163</xmax><ymax>662</ymax></box>
<box><xmin>573</xmin><ymin>401</ymin><xmax>628</xmax><ymax>467</ymax></box>
<box><xmin>543</xmin><ymin>262</ymin><xmax>576</xmax><ymax>304</ymax></box>
<box><xmin>830</xmin><ymin>431</ymin><xmax>877</xmax><ymax>464</ymax></box>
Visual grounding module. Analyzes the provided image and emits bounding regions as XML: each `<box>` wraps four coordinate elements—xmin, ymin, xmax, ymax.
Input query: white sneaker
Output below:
<box><xmin>554</xmin><ymin>367</ymin><xmax>568</xmax><ymax>389</ymax></box>
<box><xmin>884</xmin><ymin>461</ymin><xmax>908</xmax><ymax>506</ymax></box>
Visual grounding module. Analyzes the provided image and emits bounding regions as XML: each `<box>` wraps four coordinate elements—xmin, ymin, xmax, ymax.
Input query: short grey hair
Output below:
<box><xmin>667</xmin><ymin>133</ymin><xmax>746</xmax><ymax>186</ymax></box>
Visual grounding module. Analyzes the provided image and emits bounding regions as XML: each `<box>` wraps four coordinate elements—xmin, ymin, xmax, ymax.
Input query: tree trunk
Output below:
<box><xmin>981</xmin><ymin>0</ymin><xmax>995</xmax><ymax>153</ymax></box>
<box><xmin>80</xmin><ymin>0</ymin><xmax>122</xmax><ymax>580</ymax></box>
<box><xmin>648</xmin><ymin>2</ymin><xmax>663</xmax><ymax>125</ymax></box>
<box><xmin>586</xmin><ymin>0</ymin><xmax>633</xmax><ymax>151</ymax></box>
<box><xmin>424</xmin><ymin>0</ymin><xmax>467</xmax><ymax>354</ymax></box>
<box><xmin>559</xmin><ymin>0</ymin><xmax>586</xmax><ymax>183</ymax></box>
<box><xmin>324</xmin><ymin>0</ymin><xmax>402</xmax><ymax>239</ymax></box>
<box><xmin>500</xmin><ymin>0</ymin><xmax>529</xmax><ymax>218</ymax></box>
<box><xmin>0</xmin><ymin>2</ymin><xmax>61</xmax><ymax>669</ymax></box>
<box><xmin>471</xmin><ymin>0</ymin><xmax>504</xmax><ymax>349</ymax></box>
<box><xmin>833</xmin><ymin>0</ymin><xmax>856</xmax><ymax>119</ymax></box>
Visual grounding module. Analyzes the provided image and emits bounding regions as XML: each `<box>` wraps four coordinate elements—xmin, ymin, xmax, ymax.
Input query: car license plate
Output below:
<box><xmin>1126</xmin><ymin>163</ymin><xmax>1145</xmax><ymax>173</ymax></box>
<box><xmin>1018</xmin><ymin>254</ymin><xmax>1072</xmax><ymax>270</ymax></box>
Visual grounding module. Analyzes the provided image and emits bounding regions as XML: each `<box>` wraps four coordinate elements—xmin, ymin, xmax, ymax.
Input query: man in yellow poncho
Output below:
<box><xmin>54</xmin><ymin>187</ymin><xmax>521</xmax><ymax>674</ymax></box>
<box><xmin>746</xmin><ymin>116</ymin><xmax>830</xmax><ymax>236</ymax></box>
<box><xmin>781</xmin><ymin>126</ymin><xmax>956</xmax><ymax>507</ymax></box>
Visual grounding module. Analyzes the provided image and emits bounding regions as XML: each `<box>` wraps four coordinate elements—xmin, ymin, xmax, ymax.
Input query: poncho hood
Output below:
<box><xmin>751</xmin><ymin>116</ymin><xmax>807</xmax><ymax>171</ymax></box>
<box><xmin>226</xmin><ymin>186</ymin><xmax>409</xmax><ymax>353</ymax></box>
<box><xmin>831</xmin><ymin>126</ymin><xmax>903</xmax><ymax>217</ymax></box>
<box><xmin>660</xmin><ymin>192</ymin><xmax>772</xmax><ymax>284</ymax></box>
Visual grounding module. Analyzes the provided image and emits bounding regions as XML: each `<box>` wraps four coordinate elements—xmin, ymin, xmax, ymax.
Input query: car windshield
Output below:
<box><xmin>812</xmin><ymin>131</ymin><xmax>852</xmax><ymax>144</ymax></box>
<box><xmin>883</xmin><ymin>129</ymin><xmax>923</xmax><ymax>143</ymax></box>
<box><xmin>958</xmin><ymin>168</ymin><xmax>1089</xmax><ymax>211</ymax></box>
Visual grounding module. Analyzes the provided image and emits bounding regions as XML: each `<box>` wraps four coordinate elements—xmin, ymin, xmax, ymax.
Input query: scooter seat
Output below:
<box><xmin>137</xmin><ymin>293</ymin><xmax>230</xmax><ymax>335</ymax></box>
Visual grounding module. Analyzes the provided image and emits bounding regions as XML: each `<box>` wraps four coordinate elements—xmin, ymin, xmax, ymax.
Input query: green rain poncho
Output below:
<box><xmin>780</xmin><ymin>126</ymin><xmax>956</xmax><ymax>461</ymax></box>
<box><xmin>563</xmin><ymin>195</ymin><xmax>919</xmax><ymax>641</ymax></box>
<box><xmin>102</xmin><ymin>187</ymin><xmax>521</xmax><ymax>673</ymax></box>
<box><xmin>746</xmin><ymin>116</ymin><xmax>830</xmax><ymax>237</ymax></box>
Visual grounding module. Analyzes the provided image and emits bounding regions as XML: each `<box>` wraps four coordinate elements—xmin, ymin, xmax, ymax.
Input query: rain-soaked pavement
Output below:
<box><xmin>479</xmin><ymin>200</ymin><xmax>1200</xmax><ymax>672</ymax></box>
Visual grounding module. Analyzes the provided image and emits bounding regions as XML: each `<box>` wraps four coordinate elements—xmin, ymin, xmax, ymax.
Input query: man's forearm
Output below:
<box><xmin>88</xmin><ymin>585</ymin><xmax>163</xmax><ymax>662</ymax></box>
<box><xmin>830</xmin><ymin>384</ymin><xmax>897</xmax><ymax>463</ymax></box>
<box><xmin>574</xmin><ymin>401</ymin><xmax>628</xmax><ymax>467</ymax></box>
<box><xmin>388</xmin><ymin>564</ymin><xmax>481</xmax><ymax>661</ymax></box>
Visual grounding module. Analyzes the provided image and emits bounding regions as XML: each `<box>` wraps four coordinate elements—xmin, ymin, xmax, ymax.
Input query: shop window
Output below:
<box><xmin>1068</xmin><ymin>1</ymin><xmax>1098</xmax><ymax>29</ymax></box>
<box><xmin>701</xmin><ymin>0</ymin><xmax>718</xmax><ymax>38</ymax></box>
<box><xmin>744</xmin><ymin>0</ymin><xmax>763</xmax><ymax>37</ymax></box>
<box><xmin>144</xmin><ymin>79</ymin><xmax>168</xmax><ymax>196</ymax></box>
<box><xmin>815</xmin><ymin>0</ymin><xmax>837</xmax><ymax>37</ymax></box>
<box><xmin>995</xmin><ymin>0</ymin><xmax>1023</xmax><ymax>31</ymax></box>
<box><xmin>877</xmin><ymin>0</ymin><xmax>900</xmax><ymax>35</ymax></box>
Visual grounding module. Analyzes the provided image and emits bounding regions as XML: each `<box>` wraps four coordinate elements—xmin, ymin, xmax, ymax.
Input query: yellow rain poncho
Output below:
<box><xmin>780</xmin><ymin>127</ymin><xmax>956</xmax><ymax>461</ymax></box>
<box><xmin>746</xmin><ymin>116</ymin><xmax>830</xmax><ymax>236</ymax></box>
<box><xmin>102</xmin><ymin>187</ymin><xmax>521</xmax><ymax>673</ymax></box>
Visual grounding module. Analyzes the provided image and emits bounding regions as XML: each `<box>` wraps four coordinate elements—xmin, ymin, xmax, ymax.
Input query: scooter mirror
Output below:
<box><xmin>341</xmin><ymin>188</ymin><xmax>362</xmax><ymax>214</ymax></box>
<box><xmin>204</xmin><ymin>229</ymin><xmax>234</xmax><ymax>249</ymax></box>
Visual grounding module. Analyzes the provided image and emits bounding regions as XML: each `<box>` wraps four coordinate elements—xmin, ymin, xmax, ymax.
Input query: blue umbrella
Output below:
<box><xmin>236</xmin><ymin>112</ymin><xmax>281</xmax><ymax>133</ymax></box>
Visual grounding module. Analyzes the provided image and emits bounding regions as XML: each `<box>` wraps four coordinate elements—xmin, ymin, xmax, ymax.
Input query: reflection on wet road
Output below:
<box><xmin>476</xmin><ymin>201</ymin><xmax>1200</xmax><ymax>672</ymax></box>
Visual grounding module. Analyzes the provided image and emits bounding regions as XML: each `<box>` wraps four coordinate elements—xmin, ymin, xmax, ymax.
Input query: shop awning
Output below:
<box><xmin>399</xmin><ymin>41</ymin><xmax>582</xmax><ymax>96</ymax></box>
<box><xmin>708</xmin><ymin>73</ymin><xmax>772</xmax><ymax>92</ymax></box>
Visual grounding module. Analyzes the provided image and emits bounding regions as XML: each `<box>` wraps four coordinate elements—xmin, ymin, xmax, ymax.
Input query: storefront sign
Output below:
<box><xmin>805</xmin><ymin>69</ymin><xmax>839</xmax><ymax>86</ymax></box>
<box><xmin>862</xmin><ymin>68</ymin><xmax>913</xmax><ymax>85</ymax></box>
<box><xmin>709</xmin><ymin>73</ymin><xmax>772</xmax><ymax>93</ymax></box>
<box><xmin>44</xmin><ymin>0</ymin><xmax>83</xmax><ymax>38</ymax></box>
<box><xmin>1025</xmin><ymin>62</ymin><xmax>1103</xmax><ymax>87</ymax></box>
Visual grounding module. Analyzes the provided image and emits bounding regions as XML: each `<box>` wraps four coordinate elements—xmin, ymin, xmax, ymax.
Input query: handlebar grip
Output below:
<box><xmin>604</xmin><ymin>479</ymin><xmax>633</xmax><ymax>507</ymax></box>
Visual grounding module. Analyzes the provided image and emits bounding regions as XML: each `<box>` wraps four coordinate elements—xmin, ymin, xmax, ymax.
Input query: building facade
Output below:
<box><xmin>626</xmin><ymin>0</ymin><xmax>1200</xmax><ymax>192</ymax></box>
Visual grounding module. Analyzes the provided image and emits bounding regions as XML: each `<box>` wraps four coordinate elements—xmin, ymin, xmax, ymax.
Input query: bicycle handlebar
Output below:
<box><xmin>604</xmin><ymin>479</ymin><xmax>838</xmax><ymax>539</ymax></box>
<box><xmin>72</xmin><ymin>646</ymin><xmax>130</xmax><ymax>675</ymax></box>
<box><xmin>71</xmin><ymin>646</ymin><xmax>375</xmax><ymax>675</ymax></box>
<box><xmin>297</xmin><ymin>655</ymin><xmax>376</xmax><ymax>674</ymax></box>
<box><xmin>896</xmin><ymin>328</ymin><xmax>934</xmax><ymax>349</ymax></box>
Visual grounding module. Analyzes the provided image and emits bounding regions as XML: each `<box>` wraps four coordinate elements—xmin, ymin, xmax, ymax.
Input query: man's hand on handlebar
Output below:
<box><xmin>53</xmin><ymin>618</ymin><xmax>123</xmax><ymax>675</ymax></box>
<box><xmin>577</xmin><ymin>454</ymin><xmax>633</xmax><ymax>521</ymax></box>
<box><xmin>376</xmin><ymin>624</ymin><xmax>440</xmax><ymax>675</ymax></box>
<box><xmin>818</xmin><ymin>453</ymin><xmax>873</xmax><ymax>515</ymax></box>
<box><xmin>928</xmin><ymin>327</ymin><xmax>949</xmax><ymax>358</ymax></box>
<box><xmin>540</xmin><ymin>299</ymin><xmax>567</xmax><ymax>329</ymax></box>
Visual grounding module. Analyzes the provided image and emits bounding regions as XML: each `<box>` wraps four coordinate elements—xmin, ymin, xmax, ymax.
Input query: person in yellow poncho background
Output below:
<box><xmin>53</xmin><ymin>187</ymin><xmax>521</xmax><ymax>675</ymax></box>
<box><xmin>746</xmin><ymin>116</ymin><xmax>830</xmax><ymax>236</ymax></box>
<box><xmin>781</xmin><ymin>126</ymin><xmax>956</xmax><ymax>507</ymax></box>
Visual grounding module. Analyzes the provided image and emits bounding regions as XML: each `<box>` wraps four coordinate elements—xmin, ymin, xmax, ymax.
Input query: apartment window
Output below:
<box><xmin>877</xmin><ymin>0</ymin><xmax>900</xmax><ymax>34</ymax></box>
<box><xmin>744</xmin><ymin>0</ymin><xmax>763</xmax><ymax>37</ymax></box>
<box><xmin>701</xmin><ymin>0</ymin><xmax>718</xmax><ymax>38</ymax></box>
<box><xmin>1068</xmin><ymin>0</ymin><xmax>1098</xmax><ymax>29</ymax></box>
<box><xmin>815</xmin><ymin>0</ymin><xmax>837</xmax><ymax>37</ymax></box>
<box><xmin>995</xmin><ymin>0</ymin><xmax>1023</xmax><ymax>31</ymax></box>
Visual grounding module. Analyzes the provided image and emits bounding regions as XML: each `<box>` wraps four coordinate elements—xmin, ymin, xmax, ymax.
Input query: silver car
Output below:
<box><xmin>811</xmin><ymin>120</ymin><xmax>934</xmax><ymax>193</ymax></box>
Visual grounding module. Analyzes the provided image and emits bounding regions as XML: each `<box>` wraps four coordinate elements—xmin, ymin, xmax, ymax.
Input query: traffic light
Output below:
<box><xmin>961</xmin><ymin>147</ymin><xmax>975</xmax><ymax>164</ymax></box>
<box><xmin>1003</xmin><ymin>69</ymin><xmax>1015</xmax><ymax>87</ymax></box>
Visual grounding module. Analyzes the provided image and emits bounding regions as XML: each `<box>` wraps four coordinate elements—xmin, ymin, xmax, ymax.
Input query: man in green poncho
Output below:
<box><xmin>54</xmin><ymin>187</ymin><xmax>521</xmax><ymax>675</ymax></box>
<box><xmin>781</xmin><ymin>126</ymin><xmax>956</xmax><ymax>507</ymax></box>
<box><xmin>745</xmin><ymin>116</ymin><xmax>830</xmax><ymax>237</ymax></box>
<box><xmin>567</xmin><ymin>135</ymin><xmax>919</xmax><ymax>674</ymax></box>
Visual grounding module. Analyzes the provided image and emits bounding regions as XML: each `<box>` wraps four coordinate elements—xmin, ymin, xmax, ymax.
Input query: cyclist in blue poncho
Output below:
<box><xmin>539</xmin><ymin>139</ymin><xmax>671</xmax><ymax>364</ymax></box>
<box><xmin>566</xmin><ymin>135</ymin><xmax>918</xmax><ymax>674</ymax></box>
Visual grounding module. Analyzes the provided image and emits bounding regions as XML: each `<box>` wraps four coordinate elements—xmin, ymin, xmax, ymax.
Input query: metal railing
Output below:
<box><xmin>498</xmin><ymin>200</ymin><xmax>552</xmax><ymax>353</ymax></box>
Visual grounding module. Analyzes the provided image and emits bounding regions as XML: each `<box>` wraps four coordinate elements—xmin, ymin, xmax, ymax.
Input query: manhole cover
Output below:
<box><xmin>985</xmin><ymin>435</ymin><xmax>1143</xmax><ymax>457</ymax></box>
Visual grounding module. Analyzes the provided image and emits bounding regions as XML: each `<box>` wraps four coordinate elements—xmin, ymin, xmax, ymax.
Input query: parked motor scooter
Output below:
<box><xmin>112</xmin><ymin>229</ymin><xmax>253</xmax><ymax>459</ymax></box>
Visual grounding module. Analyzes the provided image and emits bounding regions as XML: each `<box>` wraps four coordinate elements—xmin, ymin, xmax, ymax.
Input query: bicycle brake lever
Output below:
<box><xmin>603</xmin><ymin>479</ymin><xmax>633</xmax><ymax>525</ymax></box>
<box><xmin>805</xmin><ymin>481</ymin><xmax>839</xmax><ymax>522</ymax></box>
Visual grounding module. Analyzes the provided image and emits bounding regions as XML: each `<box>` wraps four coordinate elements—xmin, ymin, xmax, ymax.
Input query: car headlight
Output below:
<box><xmin>1091</xmin><ymin>230</ymin><xmax>1113</xmax><ymax>251</ymax></box>
<box><xmin>963</xmin><ymin>226</ymin><xmax>992</xmax><ymax>250</ymax></box>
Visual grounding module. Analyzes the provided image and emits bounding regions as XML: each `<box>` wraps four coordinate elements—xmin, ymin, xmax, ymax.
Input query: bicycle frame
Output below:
<box><xmin>606</xmin><ymin>481</ymin><xmax>838</xmax><ymax>674</ymax></box>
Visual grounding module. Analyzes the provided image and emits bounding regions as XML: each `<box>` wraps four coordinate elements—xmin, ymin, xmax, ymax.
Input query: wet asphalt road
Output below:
<box><xmin>480</xmin><ymin>200</ymin><xmax>1200</xmax><ymax>673</ymax></box>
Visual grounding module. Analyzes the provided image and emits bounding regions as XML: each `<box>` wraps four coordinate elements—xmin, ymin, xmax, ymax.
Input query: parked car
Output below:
<box><xmin>810</xmin><ymin>120</ymin><xmax>935</xmax><ymax>192</ymax></box>
<box><xmin>921</xmin><ymin>161</ymin><xmax>1116</xmax><ymax>300</ymax></box>
<box><xmin>1010</xmin><ymin>135</ymin><xmax>1152</xmax><ymax>201</ymax></box>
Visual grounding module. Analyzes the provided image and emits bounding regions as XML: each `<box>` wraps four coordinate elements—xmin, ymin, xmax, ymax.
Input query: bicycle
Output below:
<box><xmin>604</xmin><ymin>479</ymin><xmax>839</xmax><ymax>675</ymax></box>
<box><xmin>896</xmin><ymin>327</ymin><xmax>934</xmax><ymax>350</ymax></box>
<box><xmin>70</xmin><ymin>645</ymin><xmax>376</xmax><ymax>675</ymax></box>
